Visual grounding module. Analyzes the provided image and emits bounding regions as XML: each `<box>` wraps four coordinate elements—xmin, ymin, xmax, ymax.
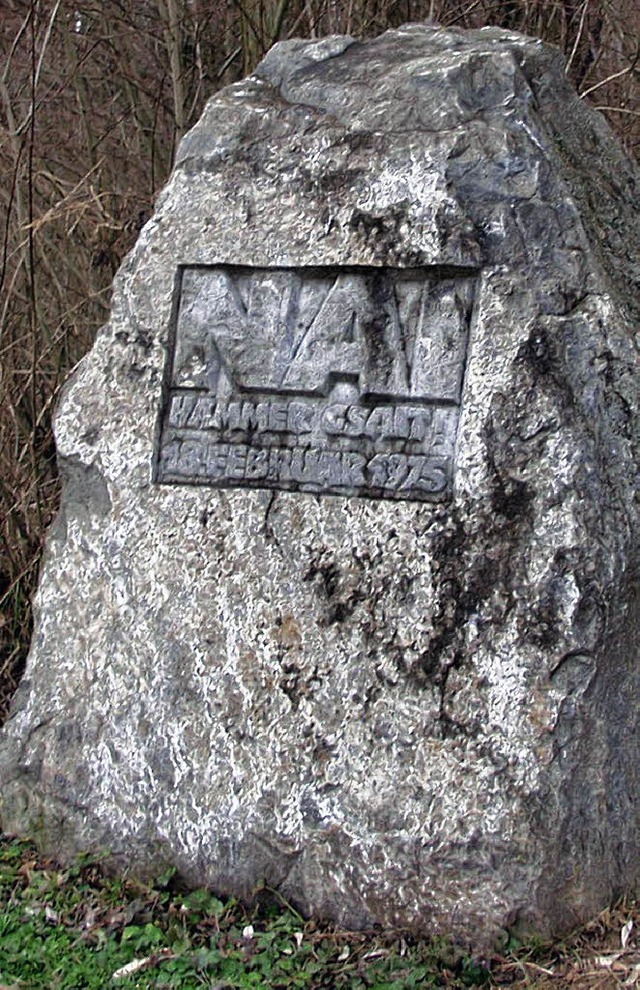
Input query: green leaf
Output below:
<box><xmin>180</xmin><ymin>888</ymin><xmax>225</xmax><ymax>917</ymax></box>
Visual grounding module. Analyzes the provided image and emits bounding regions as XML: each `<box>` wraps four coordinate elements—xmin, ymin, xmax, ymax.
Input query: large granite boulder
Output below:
<box><xmin>1</xmin><ymin>23</ymin><xmax>639</xmax><ymax>945</ymax></box>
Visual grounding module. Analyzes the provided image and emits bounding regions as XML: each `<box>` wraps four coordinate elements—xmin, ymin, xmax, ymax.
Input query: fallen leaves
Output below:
<box><xmin>111</xmin><ymin>947</ymin><xmax>175</xmax><ymax>981</ymax></box>
<box><xmin>497</xmin><ymin>906</ymin><xmax>640</xmax><ymax>988</ymax></box>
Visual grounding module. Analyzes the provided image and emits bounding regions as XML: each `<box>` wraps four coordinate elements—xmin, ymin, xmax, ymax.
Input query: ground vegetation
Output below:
<box><xmin>1</xmin><ymin>834</ymin><xmax>640</xmax><ymax>988</ymax></box>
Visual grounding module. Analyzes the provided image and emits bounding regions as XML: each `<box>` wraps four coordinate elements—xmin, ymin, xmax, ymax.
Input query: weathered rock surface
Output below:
<box><xmin>1</xmin><ymin>24</ymin><xmax>639</xmax><ymax>945</ymax></box>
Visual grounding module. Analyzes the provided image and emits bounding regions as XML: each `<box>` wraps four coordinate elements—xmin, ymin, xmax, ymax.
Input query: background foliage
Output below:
<box><xmin>1</xmin><ymin>0</ymin><xmax>639</xmax><ymax>722</ymax></box>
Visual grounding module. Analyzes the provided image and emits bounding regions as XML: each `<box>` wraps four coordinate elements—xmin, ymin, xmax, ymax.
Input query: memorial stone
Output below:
<box><xmin>1</xmin><ymin>23</ymin><xmax>639</xmax><ymax>945</ymax></box>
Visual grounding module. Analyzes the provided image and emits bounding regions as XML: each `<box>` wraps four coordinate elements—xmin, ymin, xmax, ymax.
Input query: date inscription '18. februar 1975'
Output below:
<box><xmin>155</xmin><ymin>265</ymin><xmax>477</xmax><ymax>501</ymax></box>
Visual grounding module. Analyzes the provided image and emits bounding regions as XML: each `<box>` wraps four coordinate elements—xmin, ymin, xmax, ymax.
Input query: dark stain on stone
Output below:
<box><xmin>361</xmin><ymin>272</ymin><xmax>394</xmax><ymax>381</ymax></box>
<box><xmin>60</xmin><ymin>459</ymin><xmax>112</xmax><ymax>520</ymax></box>
<box><xmin>304</xmin><ymin>559</ymin><xmax>340</xmax><ymax>598</ymax></box>
<box><xmin>397</xmin><ymin>514</ymin><xmax>488</xmax><ymax>726</ymax></box>
<box><xmin>348</xmin><ymin>206</ymin><xmax>408</xmax><ymax>260</ymax></box>
<box><xmin>279</xmin><ymin>662</ymin><xmax>302</xmax><ymax>709</ymax></box>
<box><xmin>303</xmin><ymin>552</ymin><xmax>367</xmax><ymax>626</ymax></box>
<box><xmin>56</xmin><ymin>721</ymin><xmax>83</xmax><ymax>745</ymax></box>
<box><xmin>326</xmin><ymin>600</ymin><xmax>354</xmax><ymax>624</ymax></box>
<box><xmin>483</xmin><ymin>401</ymin><xmax>536</xmax><ymax>525</ymax></box>
<box><xmin>439</xmin><ymin>705</ymin><xmax>479</xmax><ymax>740</ymax></box>
<box><xmin>491</xmin><ymin>475</ymin><xmax>533</xmax><ymax>521</ymax></box>
<box><xmin>313</xmin><ymin>167</ymin><xmax>364</xmax><ymax>195</ymax></box>
<box><xmin>522</xmin><ymin>547</ymin><xmax>607</xmax><ymax>653</ymax></box>
<box><xmin>520</xmin><ymin>326</ymin><xmax>554</xmax><ymax>376</ymax></box>
<box><xmin>343</xmin><ymin>130</ymin><xmax>383</xmax><ymax>154</ymax></box>
<box><xmin>526</xmin><ymin>594</ymin><xmax>562</xmax><ymax>649</ymax></box>
<box><xmin>517</xmin><ymin>325</ymin><xmax>577</xmax><ymax>414</ymax></box>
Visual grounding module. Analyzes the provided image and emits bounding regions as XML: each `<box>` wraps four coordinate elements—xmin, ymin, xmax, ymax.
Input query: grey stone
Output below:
<box><xmin>1</xmin><ymin>23</ymin><xmax>639</xmax><ymax>945</ymax></box>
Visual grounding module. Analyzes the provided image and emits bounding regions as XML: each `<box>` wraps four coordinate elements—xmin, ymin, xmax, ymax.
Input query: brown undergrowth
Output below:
<box><xmin>494</xmin><ymin>900</ymin><xmax>640</xmax><ymax>988</ymax></box>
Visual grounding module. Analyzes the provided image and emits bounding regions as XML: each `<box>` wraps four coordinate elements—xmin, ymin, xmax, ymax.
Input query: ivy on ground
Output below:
<box><xmin>0</xmin><ymin>834</ymin><xmax>489</xmax><ymax>989</ymax></box>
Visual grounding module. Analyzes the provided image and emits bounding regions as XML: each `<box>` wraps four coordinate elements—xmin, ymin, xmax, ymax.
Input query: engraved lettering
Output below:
<box><xmin>293</xmin><ymin>449</ymin><xmax>319</xmax><ymax>485</ymax></box>
<box><xmin>268</xmin><ymin>401</ymin><xmax>289</xmax><ymax>432</ymax></box>
<box><xmin>385</xmin><ymin>453</ymin><xmax>409</xmax><ymax>489</ymax></box>
<box><xmin>367</xmin><ymin>454</ymin><xmax>388</xmax><ymax>489</ymax></box>
<box><xmin>344</xmin><ymin>405</ymin><xmax>369</xmax><ymax>437</ymax></box>
<box><xmin>162</xmin><ymin>438</ymin><xmax>182</xmax><ymax>472</ymax></box>
<box><xmin>226</xmin><ymin>446</ymin><xmax>247</xmax><ymax>479</ymax></box>
<box><xmin>255</xmin><ymin>403</ymin><xmax>274</xmax><ymax>434</ymax></box>
<box><xmin>416</xmin><ymin>460</ymin><xmax>449</xmax><ymax>493</ymax></box>
<box><xmin>168</xmin><ymin>395</ymin><xmax>196</xmax><ymax>428</ymax></box>
<box><xmin>343</xmin><ymin>451</ymin><xmax>366</xmax><ymax>485</ymax></box>
<box><xmin>364</xmin><ymin>407</ymin><xmax>394</xmax><ymax>440</ymax></box>
<box><xmin>288</xmin><ymin>401</ymin><xmax>314</xmax><ymax>434</ymax></box>
<box><xmin>183</xmin><ymin>440</ymin><xmax>208</xmax><ymax>476</ymax></box>
<box><xmin>157</xmin><ymin>264</ymin><xmax>475</xmax><ymax>501</ymax></box>
<box><xmin>277</xmin><ymin>448</ymin><xmax>293</xmax><ymax>482</ymax></box>
<box><xmin>224</xmin><ymin>402</ymin><xmax>255</xmax><ymax>432</ymax></box>
<box><xmin>189</xmin><ymin>398</ymin><xmax>221</xmax><ymax>431</ymax></box>
<box><xmin>246</xmin><ymin>447</ymin><xmax>269</xmax><ymax>479</ymax></box>
<box><xmin>406</xmin><ymin>408</ymin><xmax>434</xmax><ymax>441</ymax></box>
<box><xmin>402</xmin><ymin>456</ymin><xmax>427</xmax><ymax>490</ymax></box>
<box><xmin>318</xmin><ymin>451</ymin><xmax>343</xmax><ymax>485</ymax></box>
<box><xmin>391</xmin><ymin>406</ymin><xmax>410</xmax><ymax>439</ymax></box>
<box><xmin>206</xmin><ymin>443</ymin><xmax>228</xmax><ymax>478</ymax></box>
<box><xmin>321</xmin><ymin>404</ymin><xmax>348</xmax><ymax>435</ymax></box>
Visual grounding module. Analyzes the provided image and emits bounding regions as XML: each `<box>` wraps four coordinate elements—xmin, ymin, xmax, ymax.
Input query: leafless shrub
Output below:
<box><xmin>1</xmin><ymin>0</ymin><xmax>637</xmax><ymax>722</ymax></box>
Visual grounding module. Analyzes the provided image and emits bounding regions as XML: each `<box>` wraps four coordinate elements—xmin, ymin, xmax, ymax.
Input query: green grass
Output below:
<box><xmin>0</xmin><ymin>834</ymin><xmax>490</xmax><ymax>989</ymax></box>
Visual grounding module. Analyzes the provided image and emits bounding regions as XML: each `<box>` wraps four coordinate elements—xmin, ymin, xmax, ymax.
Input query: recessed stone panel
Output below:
<box><xmin>156</xmin><ymin>265</ymin><xmax>477</xmax><ymax>500</ymax></box>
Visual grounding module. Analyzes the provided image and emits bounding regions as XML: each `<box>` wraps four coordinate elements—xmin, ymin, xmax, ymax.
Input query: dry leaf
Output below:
<box><xmin>112</xmin><ymin>947</ymin><xmax>173</xmax><ymax>981</ymax></box>
<box><xmin>622</xmin><ymin>920</ymin><xmax>634</xmax><ymax>949</ymax></box>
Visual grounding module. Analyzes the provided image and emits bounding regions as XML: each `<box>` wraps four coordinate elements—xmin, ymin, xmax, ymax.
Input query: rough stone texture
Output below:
<box><xmin>1</xmin><ymin>24</ymin><xmax>639</xmax><ymax>945</ymax></box>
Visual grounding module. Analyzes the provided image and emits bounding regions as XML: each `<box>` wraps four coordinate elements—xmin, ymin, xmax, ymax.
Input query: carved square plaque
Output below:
<box><xmin>156</xmin><ymin>265</ymin><xmax>477</xmax><ymax>500</ymax></box>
